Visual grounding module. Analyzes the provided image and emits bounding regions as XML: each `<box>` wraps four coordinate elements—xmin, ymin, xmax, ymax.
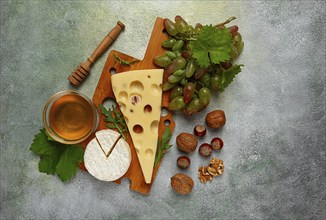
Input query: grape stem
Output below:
<box><xmin>214</xmin><ymin>16</ymin><xmax>236</xmax><ymax>27</ymax></box>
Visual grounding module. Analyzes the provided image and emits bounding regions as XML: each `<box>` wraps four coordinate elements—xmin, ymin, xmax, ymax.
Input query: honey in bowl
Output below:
<box><xmin>43</xmin><ymin>91</ymin><xmax>99</xmax><ymax>144</ymax></box>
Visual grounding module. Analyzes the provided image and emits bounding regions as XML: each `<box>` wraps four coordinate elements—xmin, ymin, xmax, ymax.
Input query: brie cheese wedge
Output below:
<box><xmin>84</xmin><ymin>129</ymin><xmax>131</xmax><ymax>181</ymax></box>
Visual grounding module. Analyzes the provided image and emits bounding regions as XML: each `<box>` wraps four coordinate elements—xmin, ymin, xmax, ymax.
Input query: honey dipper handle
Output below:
<box><xmin>88</xmin><ymin>21</ymin><xmax>125</xmax><ymax>64</ymax></box>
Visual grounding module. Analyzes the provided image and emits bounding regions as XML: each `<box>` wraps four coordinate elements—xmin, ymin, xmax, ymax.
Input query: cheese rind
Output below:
<box><xmin>111</xmin><ymin>69</ymin><xmax>164</xmax><ymax>184</ymax></box>
<box><xmin>84</xmin><ymin>129</ymin><xmax>131</xmax><ymax>181</ymax></box>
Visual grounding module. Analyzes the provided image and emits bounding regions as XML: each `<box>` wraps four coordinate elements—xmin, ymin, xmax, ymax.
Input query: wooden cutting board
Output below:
<box><xmin>81</xmin><ymin>17</ymin><xmax>175</xmax><ymax>195</ymax></box>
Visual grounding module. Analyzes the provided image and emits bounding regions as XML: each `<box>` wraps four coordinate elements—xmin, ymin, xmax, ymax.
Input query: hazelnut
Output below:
<box><xmin>198</xmin><ymin>143</ymin><xmax>213</xmax><ymax>157</ymax></box>
<box><xmin>205</xmin><ymin>110</ymin><xmax>226</xmax><ymax>129</ymax></box>
<box><xmin>176</xmin><ymin>133</ymin><xmax>198</xmax><ymax>153</ymax></box>
<box><xmin>177</xmin><ymin>156</ymin><xmax>191</xmax><ymax>169</ymax></box>
<box><xmin>211</xmin><ymin>137</ymin><xmax>224</xmax><ymax>150</ymax></box>
<box><xmin>194</xmin><ymin>124</ymin><xmax>206</xmax><ymax>137</ymax></box>
<box><xmin>171</xmin><ymin>173</ymin><xmax>194</xmax><ymax>195</ymax></box>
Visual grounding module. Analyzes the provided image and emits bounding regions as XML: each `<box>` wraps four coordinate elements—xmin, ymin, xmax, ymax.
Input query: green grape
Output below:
<box><xmin>172</xmin><ymin>40</ymin><xmax>184</xmax><ymax>51</ymax></box>
<box><xmin>187</xmin><ymin>25</ymin><xmax>195</xmax><ymax>35</ymax></box>
<box><xmin>164</xmin><ymin>18</ymin><xmax>178</xmax><ymax>36</ymax></box>
<box><xmin>175</xmin><ymin>15</ymin><xmax>188</xmax><ymax>34</ymax></box>
<box><xmin>236</xmin><ymin>41</ymin><xmax>244</xmax><ymax>55</ymax></box>
<box><xmin>185</xmin><ymin>60</ymin><xmax>197</xmax><ymax>78</ymax></box>
<box><xmin>175</xmin><ymin>51</ymin><xmax>182</xmax><ymax>57</ymax></box>
<box><xmin>183</xmin><ymin>97</ymin><xmax>204</xmax><ymax>115</ymax></box>
<box><xmin>183</xmin><ymin>82</ymin><xmax>196</xmax><ymax>104</ymax></box>
<box><xmin>185</xmin><ymin>42</ymin><xmax>191</xmax><ymax>51</ymax></box>
<box><xmin>168</xmin><ymin>96</ymin><xmax>186</xmax><ymax>111</ymax></box>
<box><xmin>162</xmin><ymin>38</ymin><xmax>177</xmax><ymax>48</ymax></box>
<box><xmin>230</xmin><ymin>44</ymin><xmax>238</xmax><ymax>60</ymax></box>
<box><xmin>165</xmin><ymin>57</ymin><xmax>186</xmax><ymax>75</ymax></box>
<box><xmin>180</xmin><ymin>78</ymin><xmax>187</xmax><ymax>85</ymax></box>
<box><xmin>168</xmin><ymin>75</ymin><xmax>183</xmax><ymax>83</ymax></box>
<box><xmin>153</xmin><ymin>54</ymin><xmax>172</xmax><ymax>68</ymax></box>
<box><xmin>233</xmin><ymin>32</ymin><xmax>242</xmax><ymax>43</ymax></box>
<box><xmin>173</xmin><ymin>69</ymin><xmax>185</xmax><ymax>76</ymax></box>
<box><xmin>165</xmin><ymin>51</ymin><xmax>177</xmax><ymax>59</ymax></box>
<box><xmin>200</xmin><ymin>73</ymin><xmax>211</xmax><ymax>87</ymax></box>
<box><xmin>198</xmin><ymin>87</ymin><xmax>211</xmax><ymax>107</ymax></box>
<box><xmin>211</xmin><ymin>75</ymin><xmax>221</xmax><ymax>91</ymax></box>
<box><xmin>169</xmin><ymin>86</ymin><xmax>183</xmax><ymax>101</ymax></box>
<box><xmin>162</xmin><ymin>82</ymin><xmax>178</xmax><ymax>91</ymax></box>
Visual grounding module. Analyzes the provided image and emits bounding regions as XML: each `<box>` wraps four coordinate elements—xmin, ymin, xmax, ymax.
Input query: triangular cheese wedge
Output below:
<box><xmin>111</xmin><ymin>69</ymin><xmax>163</xmax><ymax>184</ymax></box>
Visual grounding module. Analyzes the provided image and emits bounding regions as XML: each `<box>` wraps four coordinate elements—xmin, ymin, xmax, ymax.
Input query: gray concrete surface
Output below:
<box><xmin>1</xmin><ymin>0</ymin><xmax>325</xmax><ymax>219</ymax></box>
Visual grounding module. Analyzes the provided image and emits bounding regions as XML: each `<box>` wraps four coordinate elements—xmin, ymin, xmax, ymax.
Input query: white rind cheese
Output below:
<box><xmin>111</xmin><ymin>69</ymin><xmax>164</xmax><ymax>184</ymax></box>
<box><xmin>84</xmin><ymin>129</ymin><xmax>131</xmax><ymax>181</ymax></box>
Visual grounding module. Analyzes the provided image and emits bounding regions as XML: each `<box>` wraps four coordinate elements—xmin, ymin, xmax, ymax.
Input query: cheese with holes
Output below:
<box><xmin>111</xmin><ymin>69</ymin><xmax>164</xmax><ymax>184</ymax></box>
<box><xmin>84</xmin><ymin>129</ymin><xmax>131</xmax><ymax>181</ymax></box>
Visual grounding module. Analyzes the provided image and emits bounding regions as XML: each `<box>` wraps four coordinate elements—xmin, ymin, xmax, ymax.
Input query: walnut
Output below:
<box><xmin>176</xmin><ymin>133</ymin><xmax>198</xmax><ymax>153</ymax></box>
<box><xmin>198</xmin><ymin>166</ymin><xmax>212</xmax><ymax>183</ymax></box>
<box><xmin>198</xmin><ymin>158</ymin><xmax>224</xmax><ymax>183</ymax></box>
<box><xmin>210</xmin><ymin>158</ymin><xmax>224</xmax><ymax>175</ymax></box>
<box><xmin>171</xmin><ymin>173</ymin><xmax>194</xmax><ymax>195</ymax></box>
<box><xmin>205</xmin><ymin>110</ymin><xmax>226</xmax><ymax>129</ymax></box>
<box><xmin>207</xmin><ymin>166</ymin><xmax>219</xmax><ymax>177</ymax></box>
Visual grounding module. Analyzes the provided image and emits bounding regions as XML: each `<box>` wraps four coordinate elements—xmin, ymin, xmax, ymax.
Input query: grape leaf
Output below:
<box><xmin>30</xmin><ymin>129</ymin><xmax>59</xmax><ymax>156</ymax></box>
<box><xmin>220</xmin><ymin>64</ymin><xmax>244</xmax><ymax>92</ymax></box>
<box><xmin>190</xmin><ymin>25</ymin><xmax>232</xmax><ymax>68</ymax></box>
<box><xmin>39</xmin><ymin>155</ymin><xmax>60</xmax><ymax>174</ymax></box>
<box><xmin>30</xmin><ymin>129</ymin><xmax>84</xmax><ymax>182</ymax></box>
<box><xmin>55</xmin><ymin>145</ymin><xmax>84</xmax><ymax>182</ymax></box>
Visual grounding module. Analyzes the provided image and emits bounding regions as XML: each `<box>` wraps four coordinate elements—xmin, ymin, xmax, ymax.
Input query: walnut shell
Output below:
<box><xmin>205</xmin><ymin>110</ymin><xmax>226</xmax><ymax>129</ymax></box>
<box><xmin>171</xmin><ymin>173</ymin><xmax>194</xmax><ymax>195</ymax></box>
<box><xmin>176</xmin><ymin>133</ymin><xmax>198</xmax><ymax>153</ymax></box>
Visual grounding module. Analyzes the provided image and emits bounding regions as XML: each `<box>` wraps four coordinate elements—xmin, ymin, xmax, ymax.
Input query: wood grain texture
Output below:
<box><xmin>81</xmin><ymin>17</ymin><xmax>175</xmax><ymax>195</ymax></box>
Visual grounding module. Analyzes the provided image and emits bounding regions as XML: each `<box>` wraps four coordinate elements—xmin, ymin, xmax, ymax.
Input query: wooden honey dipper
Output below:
<box><xmin>68</xmin><ymin>21</ymin><xmax>125</xmax><ymax>86</ymax></box>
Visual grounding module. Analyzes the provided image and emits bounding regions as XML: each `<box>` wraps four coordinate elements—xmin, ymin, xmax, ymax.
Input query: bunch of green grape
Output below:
<box><xmin>153</xmin><ymin>16</ymin><xmax>244</xmax><ymax>116</ymax></box>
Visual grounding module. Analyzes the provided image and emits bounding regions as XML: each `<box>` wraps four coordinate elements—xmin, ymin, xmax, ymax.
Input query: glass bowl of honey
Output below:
<box><xmin>43</xmin><ymin>90</ymin><xmax>99</xmax><ymax>144</ymax></box>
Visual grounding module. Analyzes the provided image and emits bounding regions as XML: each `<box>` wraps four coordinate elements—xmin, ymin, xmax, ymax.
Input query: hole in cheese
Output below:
<box><xmin>118</xmin><ymin>102</ymin><xmax>126</xmax><ymax>112</ymax></box>
<box><xmin>130</xmin><ymin>80</ymin><xmax>144</xmax><ymax>92</ymax></box>
<box><xmin>144</xmin><ymin>104</ymin><xmax>152</xmax><ymax>113</ymax></box>
<box><xmin>151</xmin><ymin>84</ymin><xmax>161</xmax><ymax>94</ymax></box>
<box><xmin>145</xmin><ymin>148</ymin><xmax>153</xmax><ymax>158</ymax></box>
<box><xmin>118</xmin><ymin>91</ymin><xmax>128</xmax><ymax>102</ymax></box>
<box><xmin>134</xmin><ymin>140</ymin><xmax>142</xmax><ymax>149</ymax></box>
<box><xmin>133</xmin><ymin>124</ymin><xmax>143</xmax><ymax>134</ymax></box>
<box><xmin>150</xmin><ymin>120</ymin><xmax>159</xmax><ymax>134</ymax></box>
<box><xmin>130</xmin><ymin>94</ymin><xmax>142</xmax><ymax>105</ymax></box>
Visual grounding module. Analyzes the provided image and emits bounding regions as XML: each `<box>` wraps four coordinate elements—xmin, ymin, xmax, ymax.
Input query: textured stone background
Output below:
<box><xmin>1</xmin><ymin>0</ymin><xmax>325</xmax><ymax>219</ymax></box>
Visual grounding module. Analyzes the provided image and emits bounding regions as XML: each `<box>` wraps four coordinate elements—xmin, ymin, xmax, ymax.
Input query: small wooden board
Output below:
<box><xmin>82</xmin><ymin>17</ymin><xmax>175</xmax><ymax>195</ymax></box>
